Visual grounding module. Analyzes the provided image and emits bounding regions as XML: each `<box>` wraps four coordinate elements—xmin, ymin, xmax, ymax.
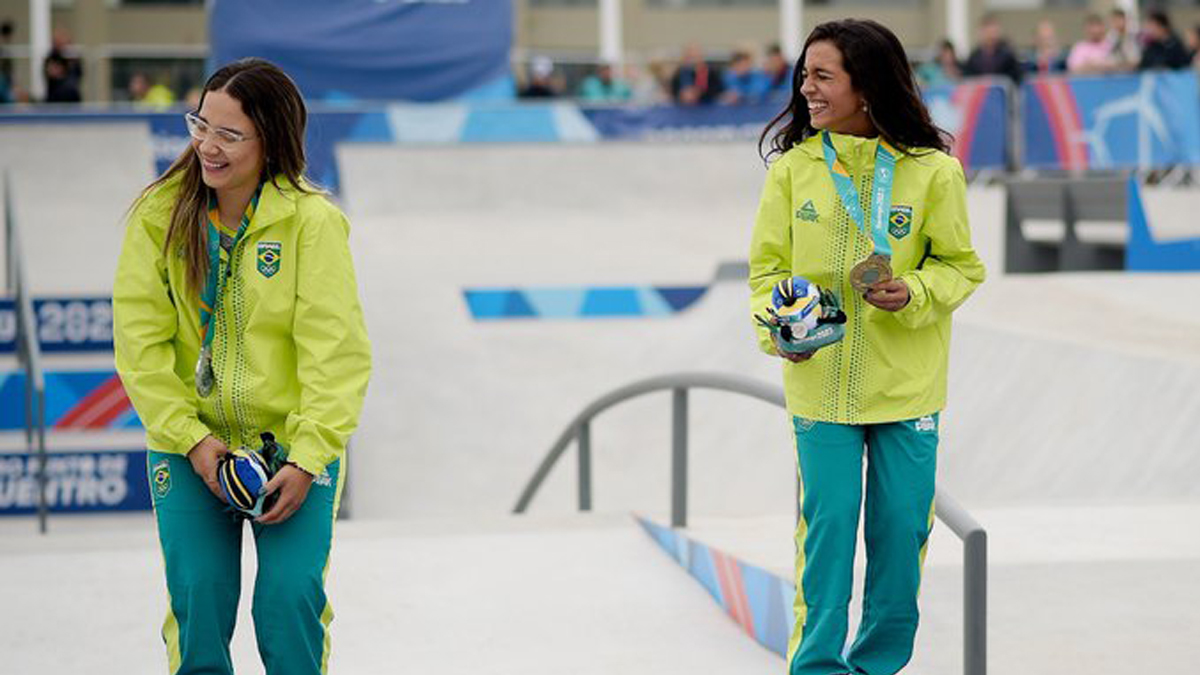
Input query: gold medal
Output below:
<box><xmin>849</xmin><ymin>254</ymin><xmax>892</xmax><ymax>294</ymax></box>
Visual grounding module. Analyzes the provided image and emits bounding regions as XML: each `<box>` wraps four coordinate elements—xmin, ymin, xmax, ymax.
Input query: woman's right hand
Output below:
<box><xmin>187</xmin><ymin>435</ymin><xmax>229</xmax><ymax>501</ymax></box>
<box><xmin>773</xmin><ymin>334</ymin><xmax>814</xmax><ymax>363</ymax></box>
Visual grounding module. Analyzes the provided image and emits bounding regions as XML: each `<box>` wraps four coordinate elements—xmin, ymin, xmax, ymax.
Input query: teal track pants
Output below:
<box><xmin>147</xmin><ymin>451</ymin><xmax>344</xmax><ymax>675</ymax></box>
<box><xmin>786</xmin><ymin>415</ymin><xmax>939</xmax><ymax>675</ymax></box>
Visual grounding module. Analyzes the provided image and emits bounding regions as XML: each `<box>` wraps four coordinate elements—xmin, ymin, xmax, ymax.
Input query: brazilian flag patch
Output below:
<box><xmin>888</xmin><ymin>205</ymin><xmax>913</xmax><ymax>239</ymax></box>
<box><xmin>152</xmin><ymin>460</ymin><xmax>171</xmax><ymax>499</ymax></box>
<box><xmin>257</xmin><ymin>241</ymin><xmax>281</xmax><ymax>278</ymax></box>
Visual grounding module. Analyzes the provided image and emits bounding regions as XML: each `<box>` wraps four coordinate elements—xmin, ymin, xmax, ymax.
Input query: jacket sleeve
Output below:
<box><xmin>748</xmin><ymin>159</ymin><xmax>793</xmax><ymax>355</ymax></box>
<box><xmin>894</xmin><ymin>158</ymin><xmax>986</xmax><ymax>329</ymax></box>
<box><xmin>285</xmin><ymin>206</ymin><xmax>372</xmax><ymax>475</ymax></box>
<box><xmin>112</xmin><ymin>207</ymin><xmax>212</xmax><ymax>455</ymax></box>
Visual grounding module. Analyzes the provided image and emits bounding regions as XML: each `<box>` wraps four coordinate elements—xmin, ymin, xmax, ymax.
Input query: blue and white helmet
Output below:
<box><xmin>217</xmin><ymin>448</ymin><xmax>272</xmax><ymax>518</ymax></box>
<box><xmin>771</xmin><ymin>276</ymin><xmax>823</xmax><ymax>340</ymax></box>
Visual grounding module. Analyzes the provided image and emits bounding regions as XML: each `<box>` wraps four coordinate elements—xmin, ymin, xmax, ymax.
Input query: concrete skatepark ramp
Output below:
<box><xmin>3</xmin><ymin>130</ymin><xmax>1200</xmax><ymax>672</ymax></box>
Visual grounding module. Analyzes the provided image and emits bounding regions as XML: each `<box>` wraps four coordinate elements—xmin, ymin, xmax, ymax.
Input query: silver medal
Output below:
<box><xmin>195</xmin><ymin>345</ymin><xmax>215</xmax><ymax>397</ymax></box>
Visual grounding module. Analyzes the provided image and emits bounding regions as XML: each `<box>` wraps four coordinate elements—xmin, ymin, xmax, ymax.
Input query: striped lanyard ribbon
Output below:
<box><xmin>820</xmin><ymin>130</ymin><xmax>897</xmax><ymax>257</ymax></box>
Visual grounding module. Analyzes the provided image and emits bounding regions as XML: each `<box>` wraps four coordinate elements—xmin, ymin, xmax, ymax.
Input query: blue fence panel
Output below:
<box><xmin>0</xmin><ymin>450</ymin><xmax>149</xmax><ymax>514</ymax></box>
<box><xmin>0</xmin><ymin>297</ymin><xmax>113</xmax><ymax>355</ymax></box>
<box><xmin>924</xmin><ymin>78</ymin><xmax>1009</xmax><ymax>171</ymax></box>
<box><xmin>1022</xmin><ymin>71</ymin><xmax>1200</xmax><ymax>170</ymax></box>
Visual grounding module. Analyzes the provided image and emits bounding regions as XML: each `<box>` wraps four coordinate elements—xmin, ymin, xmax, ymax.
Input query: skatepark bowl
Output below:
<box><xmin>2</xmin><ymin>128</ymin><xmax>1199</xmax><ymax>674</ymax></box>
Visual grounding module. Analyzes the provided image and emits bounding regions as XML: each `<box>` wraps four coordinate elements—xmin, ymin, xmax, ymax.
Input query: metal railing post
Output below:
<box><xmin>670</xmin><ymin>387</ymin><xmax>687</xmax><ymax>528</ymax></box>
<box><xmin>515</xmin><ymin>374</ymin><xmax>986</xmax><ymax>675</ymax></box>
<box><xmin>577</xmin><ymin>421</ymin><xmax>592</xmax><ymax>512</ymax></box>
<box><xmin>964</xmin><ymin>529</ymin><xmax>988</xmax><ymax>675</ymax></box>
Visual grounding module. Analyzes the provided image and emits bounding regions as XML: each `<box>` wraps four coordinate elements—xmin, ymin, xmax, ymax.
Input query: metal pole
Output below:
<box><xmin>36</xmin><ymin>387</ymin><xmax>46</xmax><ymax>534</ymax></box>
<box><xmin>947</xmin><ymin>0</ymin><xmax>969</xmax><ymax>61</ymax></box>
<box><xmin>577</xmin><ymin>421</ymin><xmax>592</xmax><ymax>512</ymax></box>
<box><xmin>670</xmin><ymin>388</ymin><xmax>688</xmax><ymax>528</ymax></box>
<box><xmin>964</xmin><ymin>529</ymin><xmax>988</xmax><ymax>675</ymax></box>
<box><xmin>598</xmin><ymin>0</ymin><xmax>623</xmax><ymax>68</ymax></box>
<box><xmin>29</xmin><ymin>0</ymin><xmax>51</xmax><ymax>102</ymax></box>
<box><xmin>779</xmin><ymin>0</ymin><xmax>804</xmax><ymax>62</ymax></box>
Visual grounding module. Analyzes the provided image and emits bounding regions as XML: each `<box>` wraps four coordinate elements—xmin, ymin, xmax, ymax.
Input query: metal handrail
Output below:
<box><xmin>4</xmin><ymin>171</ymin><xmax>49</xmax><ymax>534</ymax></box>
<box><xmin>513</xmin><ymin>371</ymin><xmax>986</xmax><ymax>675</ymax></box>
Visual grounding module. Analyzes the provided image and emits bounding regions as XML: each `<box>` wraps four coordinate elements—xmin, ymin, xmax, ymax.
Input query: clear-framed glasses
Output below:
<box><xmin>184</xmin><ymin>111</ymin><xmax>258</xmax><ymax>149</ymax></box>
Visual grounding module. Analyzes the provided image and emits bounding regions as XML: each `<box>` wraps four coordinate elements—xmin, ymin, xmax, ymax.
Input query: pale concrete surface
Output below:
<box><xmin>684</xmin><ymin>504</ymin><xmax>1200</xmax><ymax>674</ymax></box>
<box><xmin>0</xmin><ymin>513</ymin><xmax>781</xmax><ymax>675</ymax></box>
<box><xmin>2</xmin><ymin>131</ymin><xmax>1200</xmax><ymax>674</ymax></box>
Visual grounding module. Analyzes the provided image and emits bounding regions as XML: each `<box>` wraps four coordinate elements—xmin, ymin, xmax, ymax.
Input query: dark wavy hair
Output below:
<box><xmin>137</xmin><ymin>58</ymin><xmax>312</xmax><ymax>293</ymax></box>
<box><xmin>759</xmin><ymin>19</ymin><xmax>951</xmax><ymax>162</ymax></box>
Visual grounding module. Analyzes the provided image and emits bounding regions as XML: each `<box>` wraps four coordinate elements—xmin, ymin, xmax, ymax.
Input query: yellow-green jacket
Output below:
<box><xmin>114</xmin><ymin>174</ymin><xmax>372</xmax><ymax>475</ymax></box>
<box><xmin>749</xmin><ymin>132</ymin><xmax>985</xmax><ymax>424</ymax></box>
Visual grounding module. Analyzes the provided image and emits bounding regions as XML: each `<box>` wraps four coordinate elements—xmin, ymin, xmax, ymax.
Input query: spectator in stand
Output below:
<box><xmin>671</xmin><ymin>44</ymin><xmax>723</xmax><ymax>106</ymax></box>
<box><xmin>578</xmin><ymin>62</ymin><xmax>632</xmax><ymax>104</ymax></box>
<box><xmin>761</xmin><ymin>43</ymin><xmax>793</xmax><ymax>102</ymax></box>
<box><xmin>519</xmin><ymin>56</ymin><xmax>561</xmax><ymax>98</ymax></box>
<box><xmin>917</xmin><ymin>39</ymin><xmax>962</xmax><ymax>88</ymax></box>
<box><xmin>43</xmin><ymin>28</ymin><xmax>82</xmax><ymax>103</ymax></box>
<box><xmin>1068</xmin><ymin>14</ymin><xmax>1118</xmax><ymax>74</ymax></box>
<box><xmin>129</xmin><ymin>71</ymin><xmax>176</xmax><ymax>109</ymax></box>
<box><xmin>720</xmin><ymin>49</ymin><xmax>767</xmax><ymax>105</ymax></box>
<box><xmin>1139</xmin><ymin>10</ymin><xmax>1189</xmax><ymax>70</ymax></box>
<box><xmin>1026</xmin><ymin>19</ymin><xmax>1067</xmax><ymax>74</ymax></box>
<box><xmin>0</xmin><ymin>19</ymin><xmax>14</xmax><ymax>103</ymax></box>
<box><xmin>1186</xmin><ymin>24</ymin><xmax>1200</xmax><ymax>72</ymax></box>
<box><xmin>1107</xmin><ymin>9</ymin><xmax>1140</xmax><ymax>72</ymax></box>
<box><xmin>963</xmin><ymin>14</ymin><xmax>1023</xmax><ymax>83</ymax></box>
<box><xmin>629</xmin><ymin>60</ymin><xmax>670</xmax><ymax>106</ymax></box>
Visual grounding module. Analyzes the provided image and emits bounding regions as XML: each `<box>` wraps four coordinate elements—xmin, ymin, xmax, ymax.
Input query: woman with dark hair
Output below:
<box><xmin>114</xmin><ymin>58</ymin><xmax>371</xmax><ymax>674</ymax></box>
<box><xmin>749</xmin><ymin>19</ymin><xmax>984</xmax><ymax>675</ymax></box>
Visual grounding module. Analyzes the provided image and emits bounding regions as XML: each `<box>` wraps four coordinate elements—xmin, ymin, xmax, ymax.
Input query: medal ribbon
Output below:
<box><xmin>196</xmin><ymin>184</ymin><xmax>263</xmax><ymax>392</ymax></box>
<box><xmin>820</xmin><ymin>130</ymin><xmax>897</xmax><ymax>257</ymax></box>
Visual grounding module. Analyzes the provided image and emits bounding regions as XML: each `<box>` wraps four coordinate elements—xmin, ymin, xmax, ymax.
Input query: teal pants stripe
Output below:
<box><xmin>147</xmin><ymin>451</ymin><xmax>342</xmax><ymax>675</ymax></box>
<box><xmin>787</xmin><ymin>415</ymin><xmax>938</xmax><ymax>675</ymax></box>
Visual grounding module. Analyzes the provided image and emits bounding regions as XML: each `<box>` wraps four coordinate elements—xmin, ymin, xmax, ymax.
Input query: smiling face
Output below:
<box><xmin>800</xmin><ymin>40</ymin><xmax>873</xmax><ymax>136</ymax></box>
<box><xmin>192</xmin><ymin>89</ymin><xmax>264</xmax><ymax>196</ymax></box>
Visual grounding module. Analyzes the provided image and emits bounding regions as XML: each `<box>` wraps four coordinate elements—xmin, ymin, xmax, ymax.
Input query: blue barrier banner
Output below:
<box><xmin>923</xmin><ymin>78</ymin><xmax>1009</xmax><ymax>172</ymax></box>
<box><xmin>1022</xmin><ymin>71</ymin><xmax>1200</xmax><ymax>170</ymax></box>
<box><xmin>582</xmin><ymin>103</ymin><xmax>780</xmax><ymax>142</ymax></box>
<box><xmin>0</xmin><ymin>297</ymin><xmax>113</xmax><ymax>355</ymax></box>
<box><xmin>210</xmin><ymin>0</ymin><xmax>513</xmax><ymax>103</ymax></box>
<box><xmin>0</xmin><ymin>370</ymin><xmax>140</xmax><ymax>431</ymax></box>
<box><xmin>0</xmin><ymin>450</ymin><xmax>149</xmax><ymax>514</ymax></box>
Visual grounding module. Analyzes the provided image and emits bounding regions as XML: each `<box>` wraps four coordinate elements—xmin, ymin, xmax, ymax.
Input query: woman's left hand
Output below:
<box><xmin>256</xmin><ymin>464</ymin><xmax>314</xmax><ymax>525</ymax></box>
<box><xmin>864</xmin><ymin>279</ymin><xmax>910</xmax><ymax>312</ymax></box>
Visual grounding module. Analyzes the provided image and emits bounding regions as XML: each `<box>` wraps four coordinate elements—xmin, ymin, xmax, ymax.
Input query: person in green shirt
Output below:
<box><xmin>114</xmin><ymin>58</ymin><xmax>371</xmax><ymax>675</ymax></box>
<box><xmin>749</xmin><ymin>19</ymin><xmax>985</xmax><ymax>675</ymax></box>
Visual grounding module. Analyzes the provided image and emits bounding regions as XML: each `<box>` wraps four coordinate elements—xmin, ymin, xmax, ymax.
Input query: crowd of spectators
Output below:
<box><xmin>920</xmin><ymin>9</ymin><xmax>1200</xmax><ymax>89</ymax></box>
<box><xmin>515</xmin><ymin>9</ymin><xmax>1200</xmax><ymax>108</ymax></box>
<box><xmin>518</xmin><ymin>41</ymin><xmax>793</xmax><ymax>107</ymax></box>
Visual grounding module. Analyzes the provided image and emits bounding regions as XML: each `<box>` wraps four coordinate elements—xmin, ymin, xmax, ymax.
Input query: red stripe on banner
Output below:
<box><xmin>55</xmin><ymin>375</ymin><xmax>131</xmax><ymax>429</ymax></box>
<box><xmin>712</xmin><ymin>550</ymin><xmax>755</xmax><ymax>637</ymax></box>
<box><xmin>712</xmin><ymin>550</ymin><xmax>739</xmax><ymax>623</ymax></box>
<box><xmin>951</xmin><ymin>81</ymin><xmax>989</xmax><ymax>173</ymax></box>
<box><xmin>1057</xmin><ymin>79</ymin><xmax>1089</xmax><ymax>170</ymax></box>
<box><xmin>729</xmin><ymin>556</ymin><xmax>756</xmax><ymax>638</ymax></box>
<box><xmin>1036</xmin><ymin>77</ymin><xmax>1089</xmax><ymax>171</ymax></box>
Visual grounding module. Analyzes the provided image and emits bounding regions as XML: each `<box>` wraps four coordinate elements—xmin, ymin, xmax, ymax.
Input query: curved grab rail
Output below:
<box><xmin>513</xmin><ymin>371</ymin><xmax>986</xmax><ymax>675</ymax></box>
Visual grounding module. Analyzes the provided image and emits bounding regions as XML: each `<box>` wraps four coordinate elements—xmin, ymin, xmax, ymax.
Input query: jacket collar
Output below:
<box><xmin>795</xmin><ymin>130</ymin><xmax>883</xmax><ymax>164</ymax></box>
<box><xmin>245</xmin><ymin>175</ymin><xmax>306</xmax><ymax>234</ymax></box>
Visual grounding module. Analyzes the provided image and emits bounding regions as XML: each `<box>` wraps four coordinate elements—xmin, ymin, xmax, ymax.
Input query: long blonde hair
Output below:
<box><xmin>137</xmin><ymin>58</ymin><xmax>312</xmax><ymax>293</ymax></box>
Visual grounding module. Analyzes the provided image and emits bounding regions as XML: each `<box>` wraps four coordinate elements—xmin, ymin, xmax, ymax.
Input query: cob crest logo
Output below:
<box><xmin>152</xmin><ymin>460</ymin><xmax>171</xmax><ymax>499</ymax></box>
<box><xmin>888</xmin><ymin>205</ymin><xmax>913</xmax><ymax>239</ymax></box>
<box><xmin>257</xmin><ymin>242</ymin><xmax>281</xmax><ymax>278</ymax></box>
